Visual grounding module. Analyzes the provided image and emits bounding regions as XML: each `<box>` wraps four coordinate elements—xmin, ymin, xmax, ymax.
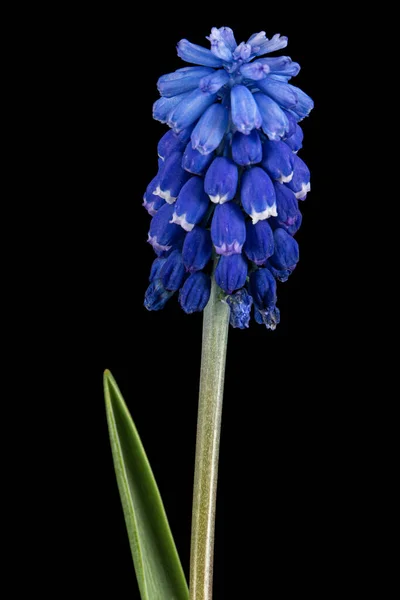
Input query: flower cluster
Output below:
<box><xmin>144</xmin><ymin>27</ymin><xmax>313</xmax><ymax>329</ymax></box>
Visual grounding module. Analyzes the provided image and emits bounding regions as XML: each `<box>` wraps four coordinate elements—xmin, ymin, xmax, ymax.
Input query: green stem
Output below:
<box><xmin>189</xmin><ymin>276</ymin><xmax>230</xmax><ymax>600</ymax></box>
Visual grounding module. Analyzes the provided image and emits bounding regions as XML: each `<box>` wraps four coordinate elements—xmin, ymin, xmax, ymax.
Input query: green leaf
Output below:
<box><xmin>104</xmin><ymin>370</ymin><xmax>189</xmax><ymax>600</ymax></box>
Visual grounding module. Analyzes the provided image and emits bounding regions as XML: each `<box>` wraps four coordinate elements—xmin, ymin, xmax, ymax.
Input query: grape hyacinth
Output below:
<box><xmin>144</xmin><ymin>27</ymin><xmax>313</xmax><ymax>330</ymax></box>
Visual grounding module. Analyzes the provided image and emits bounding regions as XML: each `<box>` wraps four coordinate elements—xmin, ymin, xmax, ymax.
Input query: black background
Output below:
<box><xmin>52</xmin><ymin>13</ymin><xmax>362</xmax><ymax>599</ymax></box>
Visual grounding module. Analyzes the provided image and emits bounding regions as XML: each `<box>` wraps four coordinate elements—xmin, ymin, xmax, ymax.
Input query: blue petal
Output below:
<box><xmin>253</xmin><ymin>92</ymin><xmax>290</xmax><ymax>140</ymax></box>
<box><xmin>247</xmin><ymin>31</ymin><xmax>268</xmax><ymax>51</ymax></box>
<box><xmin>157</xmin><ymin>130</ymin><xmax>186</xmax><ymax>161</ymax></box>
<box><xmin>175</xmin><ymin>123</ymin><xmax>197</xmax><ymax>145</ymax></box>
<box><xmin>256</xmin><ymin>56</ymin><xmax>290</xmax><ymax>70</ymax></box>
<box><xmin>231</xmin><ymin>85</ymin><xmax>262</xmax><ymax>135</ymax></box>
<box><xmin>257</xmin><ymin>79</ymin><xmax>298</xmax><ymax>110</ymax></box>
<box><xmin>284</xmin><ymin>123</ymin><xmax>304</xmax><ymax>152</ymax></box>
<box><xmin>272</xmin><ymin>183</ymin><xmax>302</xmax><ymax>235</ymax></box>
<box><xmin>157</xmin><ymin>67</ymin><xmax>214</xmax><ymax>97</ymax></box>
<box><xmin>211</xmin><ymin>202</ymin><xmax>246</xmax><ymax>255</ymax></box>
<box><xmin>199</xmin><ymin>69</ymin><xmax>230</xmax><ymax>94</ymax></box>
<box><xmin>269</xmin><ymin>228</ymin><xmax>299</xmax><ymax>277</ymax></box>
<box><xmin>286</xmin><ymin>155</ymin><xmax>310</xmax><ymax>199</ymax></box>
<box><xmin>160</xmin><ymin>250</ymin><xmax>187</xmax><ymax>291</ymax></box>
<box><xmin>204</xmin><ymin>157</ymin><xmax>238</xmax><ymax>204</ymax></box>
<box><xmin>153</xmin><ymin>92</ymin><xmax>190</xmax><ymax>124</ymax></box>
<box><xmin>207</xmin><ymin>27</ymin><xmax>233</xmax><ymax>61</ymax></box>
<box><xmin>143</xmin><ymin>173</ymin><xmax>166</xmax><ymax>215</ymax></box>
<box><xmin>287</xmin><ymin>84</ymin><xmax>314</xmax><ymax>120</ymax></box>
<box><xmin>226</xmin><ymin>289</ymin><xmax>253</xmax><ymax>329</ymax></box>
<box><xmin>269</xmin><ymin>212</ymin><xmax>303</xmax><ymax>236</ymax></box>
<box><xmin>191</xmin><ymin>103</ymin><xmax>229</xmax><ymax>155</ymax></box>
<box><xmin>177</xmin><ymin>39</ymin><xmax>224</xmax><ymax>67</ymax></box>
<box><xmin>244</xmin><ymin>220</ymin><xmax>274</xmax><ymax>266</ymax></box>
<box><xmin>266</xmin><ymin>74</ymin><xmax>291</xmax><ymax>83</ymax></box>
<box><xmin>232</xmin><ymin>130</ymin><xmax>262</xmax><ymax>166</ymax></box>
<box><xmin>148</xmin><ymin>203</ymin><xmax>186</xmax><ymax>255</ymax></box>
<box><xmin>182</xmin><ymin>142</ymin><xmax>214</xmax><ymax>175</ymax></box>
<box><xmin>171</xmin><ymin>176</ymin><xmax>209</xmax><ymax>231</ymax></box>
<box><xmin>216</xmin><ymin>27</ymin><xmax>237</xmax><ymax>51</ymax></box>
<box><xmin>143</xmin><ymin>194</ymin><xmax>166</xmax><ymax>217</ymax></box>
<box><xmin>233</xmin><ymin>42</ymin><xmax>252</xmax><ymax>61</ymax></box>
<box><xmin>239</xmin><ymin>61</ymin><xmax>270</xmax><ymax>81</ymax></box>
<box><xmin>249</xmin><ymin>268</ymin><xmax>277</xmax><ymax>310</ymax></box>
<box><xmin>168</xmin><ymin>88</ymin><xmax>217</xmax><ymax>133</ymax></box>
<box><xmin>144</xmin><ymin>172</ymin><xmax>162</xmax><ymax>199</ymax></box>
<box><xmin>215</xmin><ymin>254</ymin><xmax>248</xmax><ymax>295</ymax></box>
<box><xmin>182</xmin><ymin>226</ymin><xmax>212</xmax><ymax>273</ymax></box>
<box><xmin>144</xmin><ymin>279</ymin><xmax>174</xmax><ymax>311</ymax></box>
<box><xmin>241</xmin><ymin>166</ymin><xmax>277</xmax><ymax>224</ymax></box>
<box><xmin>253</xmin><ymin>33</ymin><xmax>288</xmax><ymax>57</ymax></box>
<box><xmin>179</xmin><ymin>272</ymin><xmax>211</xmax><ymax>313</ymax></box>
<box><xmin>158</xmin><ymin>151</ymin><xmax>191</xmax><ymax>203</ymax></box>
<box><xmin>282</xmin><ymin>110</ymin><xmax>297</xmax><ymax>138</ymax></box>
<box><xmin>261</xmin><ymin>140</ymin><xmax>295</xmax><ymax>183</ymax></box>
<box><xmin>258</xmin><ymin>57</ymin><xmax>300</xmax><ymax>78</ymax></box>
<box><xmin>149</xmin><ymin>257</ymin><xmax>168</xmax><ymax>282</ymax></box>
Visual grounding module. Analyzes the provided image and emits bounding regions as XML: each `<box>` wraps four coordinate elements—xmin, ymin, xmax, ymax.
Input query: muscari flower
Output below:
<box><xmin>143</xmin><ymin>27</ymin><xmax>313</xmax><ymax>329</ymax></box>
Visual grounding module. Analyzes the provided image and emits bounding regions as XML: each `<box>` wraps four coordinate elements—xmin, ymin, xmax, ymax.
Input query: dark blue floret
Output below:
<box><xmin>179</xmin><ymin>272</ymin><xmax>212</xmax><ymax>313</ymax></box>
<box><xmin>148</xmin><ymin>203</ymin><xmax>186</xmax><ymax>255</ymax></box>
<box><xmin>215</xmin><ymin>254</ymin><xmax>248</xmax><ymax>295</ymax></box>
<box><xmin>182</xmin><ymin>227</ymin><xmax>213</xmax><ymax>273</ymax></box>
<box><xmin>261</xmin><ymin>140</ymin><xmax>295</xmax><ymax>183</ymax></box>
<box><xmin>204</xmin><ymin>157</ymin><xmax>238</xmax><ymax>204</ymax></box>
<box><xmin>211</xmin><ymin>202</ymin><xmax>246</xmax><ymax>256</ymax></box>
<box><xmin>268</xmin><ymin>228</ymin><xmax>300</xmax><ymax>282</ymax></box>
<box><xmin>160</xmin><ymin>250</ymin><xmax>187</xmax><ymax>291</ymax></box>
<box><xmin>182</xmin><ymin>143</ymin><xmax>214</xmax><ymax>175</ymax></box>
<box><xmin>158</xmin><ymin>130</ymin><xmax>186</xmax><ymax>160</ymax></box>
<box><xmin>171</xmin><ymin>176</ymin><xmax>210</xmax><ymax>232</ymax></box>
<box><xmin>271</xmin><ymin>183</ymin><xmax>302</xmax><ymax>235</ymax></box>
<box><xmin>244</xmin><ymin>220</ymin><xmax>274</xmax><ymax>266</ymax></box>
<box><xmin>144</xmin><ymin>279</ymin><xmax>174</xmax><ymax>311</ymax></box>
<box><xmin>232</xmin><ymin>130</ymin><xmax>262</xmax><ymax>166</ymax></box>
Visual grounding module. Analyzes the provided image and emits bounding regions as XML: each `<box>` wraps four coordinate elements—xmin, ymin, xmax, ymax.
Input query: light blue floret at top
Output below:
<box><xmin>143</xmin><ymin>27</ymin><xmax>313</xmax><ymax>330</ymax></box>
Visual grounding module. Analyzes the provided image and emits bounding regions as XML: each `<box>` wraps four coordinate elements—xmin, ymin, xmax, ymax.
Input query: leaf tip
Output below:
<box><xmin>103</xmin><ymin>369</ymin><xmax>113</xmax><ymax>392</ymax></box>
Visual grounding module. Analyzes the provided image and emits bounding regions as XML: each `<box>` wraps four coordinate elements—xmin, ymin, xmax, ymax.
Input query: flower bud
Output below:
<box><xmin>244</xmin><ymin>220</ymin><xmax>274</xmax><ymax>265</ymax></box>
<box><xmin>231</xmin><ymin>85</ymin><xmax>262</xmax><ymax>135</ymax></box>
<box><xmin>179</xmin><ymin>272</ymin><xmax>211</xmax><ymax>313</ymax></box>
<box><xmin>204</xmin><ymin>157</ymin><xmax>238</xmax><ymax>204</ymax></box>
<box><xmin>268</xmin><ymin>228</ymin><xmax>299</xmax><ymax>281</ymax></box>
<box><xmin>211</xmin><ymin>202</ymin><xmax>246</xmax><ymax>255</ymax></box>
<box><xmin>182</xmin><ymin>142</ymin><xmax>214</xmax><ymax>175</ymax></box>
<box><xmin>148</xmin><ymin>203</ymin><xmax>186</xmax><ymax>254</ymax></box>
<box><xmin>286</xmin><ymin>155</ymin><xmax>310</xmax><ymax>199</ymax></box>
<box><xmin>191</xmin><ymin>104</ymin><xmax>229</xmax><ymax>155</ymax></box>
<box><xmin>144</xmin><ymin>279</ymin><xmax>174</xmax><ymax>311</ymax></box>
<box><xmin>160</xmin><ymin>250</ymin><xmax>187</xmax><ymax>291</ymax></box>
<box><xmin>215</xmin><ymin>254</ymin><xmax>248</xmax><ymax>295</ymax></box>
<box><xmin>171</xmin><ymin>177</ymin><xmax>209</xmax><ymax>231</ymax></box>
<box><xmin>261</xmin><ymin>140</ymin><xmax>294</xmax><ymax>183</ymax></box>
<box><xmin>158</xmin><ymin>151</ymin><xmax>191</xmax><ymax>203</ymax></box>
<box><xmin>157</xmin><ymin>130</ymin><xmax>185</xmax><ymax>161</ymax></box>
<box><xmin>182</xmin><ymin>227</ymin><xmax>212</xmax><ymax>273</ymax></box>
<box><xmin>241</xmin><ymin>166</ymin><xmax>277</xmax><ymax>224</ymax></box>
<box><xmin>232</xmin><ymin>130</ymin><xmax>262</xmax><ymax>166</ymax></box>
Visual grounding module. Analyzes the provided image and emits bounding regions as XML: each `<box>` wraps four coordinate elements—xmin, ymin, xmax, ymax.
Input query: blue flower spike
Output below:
<box><xmin>144</xmin><ymin>26</ymin><xmax>313</xmax><ymax>329</ymax></box>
